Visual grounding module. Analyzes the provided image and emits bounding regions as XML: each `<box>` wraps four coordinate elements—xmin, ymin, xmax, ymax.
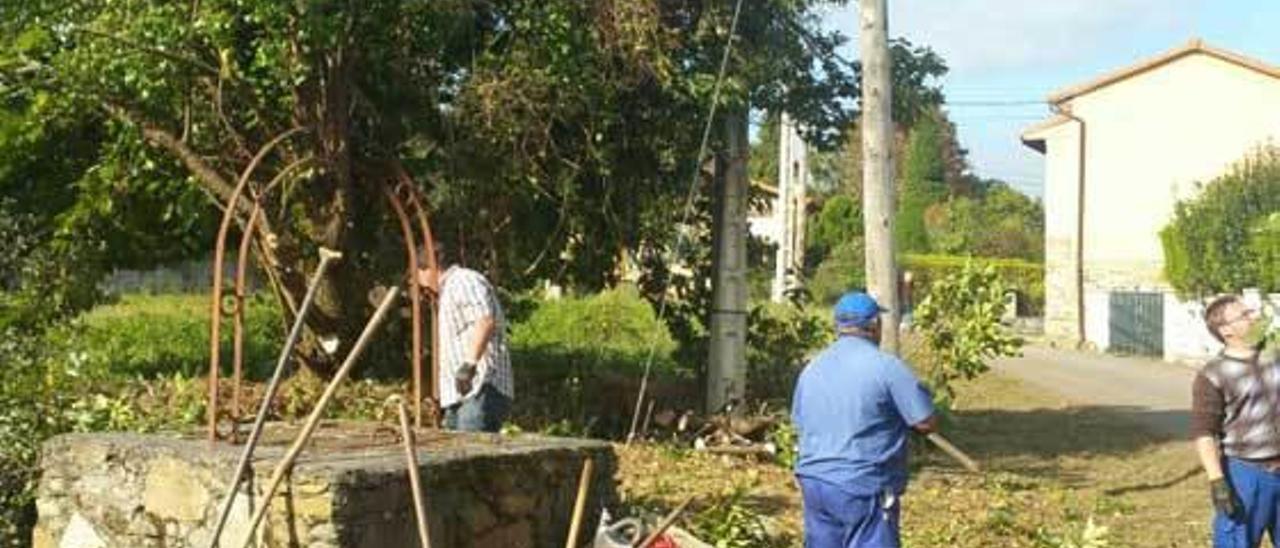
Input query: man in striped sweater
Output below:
<box><xmin>1191</xmin><ymin>294</ymin><xmax>1280</xmax><ymax>547</ymax></box>
<box><xmin>418</xmin><ymin>247</ymin><xmax>514</xmax><ymax>432</ymax></box>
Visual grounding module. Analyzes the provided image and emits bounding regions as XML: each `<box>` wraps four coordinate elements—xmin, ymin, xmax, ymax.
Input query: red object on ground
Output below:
<box><xmin>650</xmin><ymin>535</ymin><xmax>678</xmax><ymax>548</ymax></box>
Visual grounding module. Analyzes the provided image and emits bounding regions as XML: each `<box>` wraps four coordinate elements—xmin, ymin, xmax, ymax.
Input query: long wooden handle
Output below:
<box><xmin>635</xmin><ymin>496</ymin><xmax>694</xmax><ymax>548</ymax></box>
<box><xmin>565</xmin><ymin>457</ymin><xmax>594</xmax><ymax>548</ymax></box>
<box><xmin>397</xmin><ymin>398</ymin><xmax>432</xmax><ymax>548</ymax></box>
<box><xmin>927</xmin><ymin>432</ymin><xmax>980</xmax><ymax>473</ymax></box>
<box><xmin>207</xmin><ymin>248</ymin><xmax>340</xmax><ymax>548</ymax></box>
<box><xmin>236</xmin><ymin>287</ymin><xmax>401</xmax><ymax>548</ymax></box>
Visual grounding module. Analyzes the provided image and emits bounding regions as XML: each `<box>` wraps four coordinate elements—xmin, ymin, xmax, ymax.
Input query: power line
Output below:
<box><xmin>947</xmin><ymin>100</ymin><xmax>1045</xmax><ymax>106</ymax></box>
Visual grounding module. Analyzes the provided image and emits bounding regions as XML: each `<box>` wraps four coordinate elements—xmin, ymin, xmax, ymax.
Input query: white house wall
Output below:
<box><xmin>1084</xmin><ymin>289</ymin><xmax>1110</xmax><ymax>351</ymax></box>
<box><xmin>1067</xmin><ymin>53</ymin><xmax>1280</xmax><ymax>289</ymax></box>
<box><xmin>1039</xmin><ymin>122</ymin><xmax>1083</xmax><ymax>342</ymax></box>
<box><xmin>1032</xmin><ymin>50</ymin><xmax>1280</xmax><ymax>356</ymax></box>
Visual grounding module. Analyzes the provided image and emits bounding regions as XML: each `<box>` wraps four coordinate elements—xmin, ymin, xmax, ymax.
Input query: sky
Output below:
<box><xmin>820</xmin><ymin>0</ymin><xmax>1280</xmax><ymax>198</ymax></box>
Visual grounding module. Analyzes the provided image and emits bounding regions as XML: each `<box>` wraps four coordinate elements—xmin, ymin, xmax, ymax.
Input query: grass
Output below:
<box><xmin>615</xmin><ymin>371</ymin><xmax>1209</xmax><ymax>547</ymax></box>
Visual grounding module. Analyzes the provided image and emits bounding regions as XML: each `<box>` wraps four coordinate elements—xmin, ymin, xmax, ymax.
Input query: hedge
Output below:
<box><xmin>901</xmin><ymin>254</ymin><xmax>1044</xmax><ymax>316</ymax></box>
<box><xmin>1161</xmin><ymin>147</ymin><xmax>1280</xmax><ymax>297</ymax></box>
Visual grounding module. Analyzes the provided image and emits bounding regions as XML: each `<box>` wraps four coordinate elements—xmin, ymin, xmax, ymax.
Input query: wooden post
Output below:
<box><xmin>859</xmin><ymin>0</ymin><xmax>900</xmax><ymax>354</ymax></box>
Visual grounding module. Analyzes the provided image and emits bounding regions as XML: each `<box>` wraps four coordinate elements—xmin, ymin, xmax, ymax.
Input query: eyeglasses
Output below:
<box><xmin>1216</xmin><ymin>308</ymin><xmax>1258</xmax><ymax>327</ymax></box>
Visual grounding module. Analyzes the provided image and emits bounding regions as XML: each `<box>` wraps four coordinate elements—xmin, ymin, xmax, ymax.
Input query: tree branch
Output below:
<box><xmin>102</xmin><ymin>103</ymin><xmax>240</xmax><ymax>203</ymax></box>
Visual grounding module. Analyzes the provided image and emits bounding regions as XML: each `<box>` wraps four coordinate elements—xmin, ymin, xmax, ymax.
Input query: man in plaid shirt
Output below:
<box><xmin>417</xmin><ymin>246</ymin><xmax>513</xmax><ymax>432</ymax></box>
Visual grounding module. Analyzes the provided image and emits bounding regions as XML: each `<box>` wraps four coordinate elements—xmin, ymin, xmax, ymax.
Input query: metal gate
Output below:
<box><xmin>1108</xmin><ymin>291</ymin><xmax>1164</xmax><ymax>356</ymax></box>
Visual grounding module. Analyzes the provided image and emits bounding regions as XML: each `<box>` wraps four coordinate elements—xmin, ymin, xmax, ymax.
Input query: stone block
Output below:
<box><xmin>143</xmin><ymin>457</ymin><xmax>210</xmax><ymax>522</ymax></box>
<box><xmin>37</xmin><ymin>426</ymin><xmax>615</xmax><ymax>547</ymax></box>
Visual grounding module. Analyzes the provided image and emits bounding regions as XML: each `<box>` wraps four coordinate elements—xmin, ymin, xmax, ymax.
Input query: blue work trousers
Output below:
<box><xmin>1215</xmin><ymin>457</ymin><xmax>1280</xmax><ymax>547</ymax></box>
<box><xmin>798</xmin><ymin>477</ymin><xmax>900</xmax><ymax>548</ymax></box>
<box><xmin>443</xmin><ymin>383</ymin><xmax>511</xmax><ymax>432</ymax></box>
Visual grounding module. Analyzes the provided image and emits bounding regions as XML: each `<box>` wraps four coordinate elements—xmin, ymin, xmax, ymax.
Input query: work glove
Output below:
<box><xmin>455</xmin><ymin>361</ymin><xmax>477</xmax><ymax>397</ymax></box>
<box><xmin>1211</xmin><ymin>477</ymin><xmax>1243</xmax><ymax>521</ymax></box>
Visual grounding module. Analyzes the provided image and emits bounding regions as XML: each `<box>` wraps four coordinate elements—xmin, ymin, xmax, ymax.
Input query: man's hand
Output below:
<box><xmin>455</xmin><ymin>361</ymin><xmax>477</xmax><ymax>396</ymax></box>
<box><xmin>1211</xmin><ymin>477</ymin><xmax>1243</xmax><ymax>521</ymax></box>
<box><xmin>911</xmin><ymin>414</ymin><xmax>938</xmax><ymax>434</ymax></box>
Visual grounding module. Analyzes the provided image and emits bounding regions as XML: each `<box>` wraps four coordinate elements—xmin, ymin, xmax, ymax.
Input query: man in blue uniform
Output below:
<box><xmin>792</xmin><ymin>291</ymin><xmax>937</xmax><ymax>547</ymax></box>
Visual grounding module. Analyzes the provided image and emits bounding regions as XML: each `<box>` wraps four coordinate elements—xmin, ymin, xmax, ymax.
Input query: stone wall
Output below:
<box><xmin>35</xmin><ymin>425</ymin><xmax>615</xmax><ymax>547</ymax></box>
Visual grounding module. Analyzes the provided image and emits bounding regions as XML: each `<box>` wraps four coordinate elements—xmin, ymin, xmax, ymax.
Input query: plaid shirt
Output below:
<box><xmin>437</xmin><ymin>266</ymin><xmax>513</xmax><ymax>408</ymax></box>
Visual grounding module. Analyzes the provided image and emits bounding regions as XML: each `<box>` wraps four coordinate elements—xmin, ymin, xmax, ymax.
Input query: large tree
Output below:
<box><xmin>1</xmin><ymin>0</ymin><xmax>861</xmax><ymax>376</ymax></box>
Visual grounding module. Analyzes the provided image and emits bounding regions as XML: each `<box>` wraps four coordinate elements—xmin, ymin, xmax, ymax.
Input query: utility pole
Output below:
<box><xmin>707</xmin><ymin>109</ymin><xmax>750</xmax><ymax>412</ymax></box>
<box><xmin>771</xmin><ymin>113</ymin><xmax>809</xmax><ymax>303</ymax></box>
<box><xmin>859</xmin><ymin>0</ymin><xmax>900</xmax><ymax>353</ymax></box>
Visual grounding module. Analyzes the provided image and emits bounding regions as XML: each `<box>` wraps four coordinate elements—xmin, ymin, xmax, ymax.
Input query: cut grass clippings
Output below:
<box><xmin>616</xmin><ymin>371</ymin><xmax>1210</xmax><ymax>547</ymax></box>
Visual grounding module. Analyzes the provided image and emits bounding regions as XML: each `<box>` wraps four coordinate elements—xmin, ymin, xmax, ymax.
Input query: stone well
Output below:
<box><xmin>34</xmin><ymin>422</ymin><xmax>616</xmax><ymax>547</ymax></box>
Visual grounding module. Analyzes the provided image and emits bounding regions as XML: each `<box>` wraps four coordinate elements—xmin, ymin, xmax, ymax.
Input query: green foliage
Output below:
<box><xmin>688</xmin><ymin>487</ymin><xmax>784</xmax><ymax>548</ymax></box>
<box><xmin>925</xmin><ymin>182</ymin><xmax>1045</xmax><ymax>261</ymax></box>
<box><xmin>808</xmin><ymin>240</ymin><xmax>866</xmax><ymax>306</ymax></box>
<box><xmin>745</xmin><ymin>302</ymin><xmax>831</xmax><ymax>402</ymax></box>
<box><xmin>511</xmin><ymin>285</ymin><xmax>676</xmax><ymax>372</ymax></box>
<box><xmin>809</xmin><ymin>194</ymin><xmax>862</xmax><ymax>256</ymax></box>
<box><xmin>913</xmin><ymin>262</ymin><xmax>1023</xmax><ymax>406</ymax></box>
<box><xmin>46</xmin><ymin>293</ymin><xmax>283</xmax><ymax>380</ymax></box>
<box><xmin>1250</xmin><ymin>212</ymin><xmax>1280</xmax><ymax>291</ymax></box>
<box><xmin>1161</xmin><ymin>147</ymin><xmax>1280</xmax><ymax>297</ymax></box>
<box><xmin>903</xmin><ymin>254</ymin><xmax>1044</xmax><ymax>316</ymax></box>
<box><xmin>0</xmin><ymin>331</ymin><xmax>54</xmax><ymax>545</ymax></box>
<box><xmin>897</xmin><ymin>111</ymin><xmax>948</xmax><ymax>253</ymax></box>
<box><xmin>767</xmin><ymin>418</ymin><xmax>799</xmax><ymax>469</ymax></box>
<box><xmin>509</xmin><ymin>286</ymin><xmax>688</xmax><ymax>436</ymax></box>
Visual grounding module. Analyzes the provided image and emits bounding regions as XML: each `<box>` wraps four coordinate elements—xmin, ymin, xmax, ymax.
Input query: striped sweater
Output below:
<box><xmin>1191</xmin><ymin>353</ymin><xmax>1280</xmax><ymax>460</ymax></box>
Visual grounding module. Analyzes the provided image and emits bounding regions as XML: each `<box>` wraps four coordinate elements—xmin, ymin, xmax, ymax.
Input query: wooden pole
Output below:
<box><xmin>859</xmin><ymin>0</ymin><xmax>900</xmax><ymax>354</ymax></box>
<box><xmin>565</xmin><ymin>457</ymin><xmax>595</xmax><ymax>548</ymax></box>
<box><xmin>206</xmin><ymin>248</ymin><xmax>341</xmax><ymax>548</ymax></box>
<box><xmin>635</xmin><ymin>496</ymin><xmax>695</xmax><ymax>548</ymax></box>
<box><xmin>926</xmin><ymin>432</ymin><xmax>981</xmax><ymax>474</ymax></box>
<box><xmin>396</xmin><ymin>398</ymin><xmax>432</xmax><ymax>547</ymax></box>
<box><xmin>235</xmin><ymin>288</ymin><xmax>401</xmax><ymax>548</ymax></box>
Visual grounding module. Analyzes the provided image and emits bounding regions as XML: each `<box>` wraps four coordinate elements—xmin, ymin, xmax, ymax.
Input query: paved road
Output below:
<box><xmin>991</xmin><ymin>346</ymin><xmax>1197</xmax><ymax>438</ymax></box>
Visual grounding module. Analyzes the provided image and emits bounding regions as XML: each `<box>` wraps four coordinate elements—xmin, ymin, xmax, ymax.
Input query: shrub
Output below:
<box><xmin>807</xmin><ymin>240</ymin><xmax>865</xmax><ymax>306</ymax></box>
<box><xmin>508</xmin><ymin>285</ymin><xmax>687</xmax><ymax>436</ymax></box>
<box><xmin>902</xmin><ymin>253</ymin><xmax>1043</xmax><ymax>316</ymax></box>
<box><xmin>688</xmin><ymin>486</ymin><xmax>786</xmax><ymax>548</ymax></box>
<box><xmin>1250</xmin><ymin>212</ymin><xmax>1280</xmax><ymax>292</ymax></box>
<box><xmin>0</xmin><ymin>331</ymin><xmax>56</xmax><ymax>545</ymax></box>
<box><xmin>45</xmin><ymin>293</ymin><xmax>283</xmax><ymax>380</ymax></box>
<box><xmin>913</xmin><ymin>261</ymin><xmax>1023</xmax><ymax>407</ymax></box>
<box><xmin>510</xmin><ymin>285</ymin><xmax>677</xmax><ymax>373</ymax></box>
<box><xmin>1162</xmin><ymin>147</ymin><xmax>1280</xmax><ymax>297</ymax></box>
<box><xmin>745</xmin><ymin>302</ymin><xmax>831</xmax><ymax>402</ymax></box>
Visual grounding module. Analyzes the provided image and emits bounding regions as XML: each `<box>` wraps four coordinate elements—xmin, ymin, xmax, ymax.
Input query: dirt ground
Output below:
<box><xmin>615</xmin><ymin>372</ymin><xmax>1210</xmax><ymax>547</ymax></box>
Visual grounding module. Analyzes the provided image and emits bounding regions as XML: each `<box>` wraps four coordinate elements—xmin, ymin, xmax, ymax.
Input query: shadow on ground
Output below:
<box><xmin>915</xmin><ymin>405</ymin><xmax>1192</xmax><ymax>486</ymax></box>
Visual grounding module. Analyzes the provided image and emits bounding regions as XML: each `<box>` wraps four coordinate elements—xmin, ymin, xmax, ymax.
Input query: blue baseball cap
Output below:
<box><xmin>834</xmin><ymin>291</ymin><xmax>886</xmax><ymax>328</ymax></box>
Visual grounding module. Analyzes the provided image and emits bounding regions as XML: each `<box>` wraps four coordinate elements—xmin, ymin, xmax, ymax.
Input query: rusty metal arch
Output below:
<box><xmin>383</xmin><ymin>162</ymin><xmax>440</xmax><ymax>428</ymax></box>
<box><xmin>208</xmin><ymin>149</ymin><xmax>443</xmax><ymax>441</ymax></box>
<box><xmin>207</xmin><ymin>128</ymin><xmax>306</xmax><ymax>442</ymax></box>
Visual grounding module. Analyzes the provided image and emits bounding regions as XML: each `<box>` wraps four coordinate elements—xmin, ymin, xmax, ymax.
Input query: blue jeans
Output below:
<box><xmin>1215</xmin><ymin>458</ymin><xmax>1280</xmax><ymax>547</ymax></box>
<box><xmin>798</xmin><ymin>477</ymin><xmax>900</xmax><ymax>548</ymax></box>
<box><xmin>443</xmin><ymin>383</ymin><xmax>511</xmax><ymax>432</ymax></box>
